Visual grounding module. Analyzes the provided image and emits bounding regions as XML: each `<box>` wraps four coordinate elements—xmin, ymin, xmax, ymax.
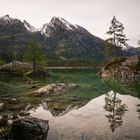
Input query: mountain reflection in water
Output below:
<box><xmin>40</xmin><ymin>100</ymin><xmax>84</xmax><ymax>117</ymax></box>
<box><xmin>30</xmin><ymin>91</ymin><xmax>140</xmax><ymax>140</ymax></box>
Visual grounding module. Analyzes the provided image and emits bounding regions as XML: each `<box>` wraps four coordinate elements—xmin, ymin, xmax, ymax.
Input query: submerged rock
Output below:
<box><xmin>34</xmin><ymin>83</ymin><xmax>78</xmax><ymax>95</ymax></box>
<box><xmin>31</xmin><ymin>83</ymin><xmax>38</xmax><ymax>88</ymax></box>
<box><xmin>19</xmin><ymin>110</ymin><xmax>30</xmax><ymax>117</ymax></box>
<box><xmin>8</xmin><ymin>98</ymin><xmax>19</xmax><ymax>104</ymax></box>
<box><xmin>0</xmin><ymin>102</ymin><xmax>4</xmax><ymax>110</ymax></box>
<box><xmin>12</xmin><ymin>117</ymin><xmax>49</xmax><ymax>140</ymax></box>
<box><xmin>51</xmin><ymin>103</ymin><xmax>66</xmax><ymax>110</ymax></box>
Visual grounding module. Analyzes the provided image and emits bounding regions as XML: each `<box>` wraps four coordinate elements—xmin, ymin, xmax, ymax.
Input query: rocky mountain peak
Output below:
<box><xmin>0</xmin><ymin>14</ymin><xmax>14</xmax><ymax>22</ymax></box>
<box><xmin>23</xmin><ymin>20</ymin><xmax>39</xmax><ymax>32</ymax></box>
<box><xmin>0</xmin><ymin>14</ymin><xmax>22</xmax><ymax>23</ymax></box>
<box><xmin>0</xmin><ymin>14</ymin><xmax>27</xmax><ymax>33</ymax></box>
<box><xmin>2</xmin><ymin>14</ymin><xmax>11</xmax><ymax>20</ymax></box>
<box><xmin>50</xmin><ymin>16</ymin><xmax>78</xmax><ymax>31</ymax></box>
<box><xmin>40</xmin><ymin>16</ymin><xmax>89</xmax><ymax>37</ymax></box>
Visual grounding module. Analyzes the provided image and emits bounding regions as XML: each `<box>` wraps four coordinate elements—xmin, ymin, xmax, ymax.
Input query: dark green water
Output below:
<box><xmin>0</xmin><ymin>71</ymin><xmax>140</xmax><ymax>116</ymax></box>
<box><xmin>0</xmin><ymin>71</ymin><xmax>108</xmax><ymax>115</ymax></box>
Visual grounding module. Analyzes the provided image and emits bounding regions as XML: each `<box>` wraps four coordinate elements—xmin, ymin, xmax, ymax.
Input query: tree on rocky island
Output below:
<box><xmin>105</xmin><ymin>16</ymin><xmax>128</xmax><ymax>59</ymax></box>
<box><xmin>25</xmin><ymin>41</ymin><xmax>46</xmax><ymax>70</ymax></box>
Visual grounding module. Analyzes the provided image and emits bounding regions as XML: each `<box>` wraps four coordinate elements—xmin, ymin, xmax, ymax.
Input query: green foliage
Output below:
<box><xmin>106</xmin><ymin>16</ymin><xmax>128</xmax><ymax>48</ymax></box>
<box><xmin>104</xmin><ymin>56</ymin><xmax>127</xmax><ymax>69</ymax></box>
<box><xmin>105</xmin><ymin>16</ymin><xmax>128</xmax><ymax>58</ymax></box>
<box><xmin>24</xmin><ymin>40</ymin><xmax>46</xmax><ymax>70</ymax></box>
<box><xmin>0</xmin><ymin>60</ymin><xmax>6</xmax><ymax>66</ymax></box>
<box><xmin>104</xmin><ymin>41</ymin><xmax>119</xmax><ymax>59</ymax></box>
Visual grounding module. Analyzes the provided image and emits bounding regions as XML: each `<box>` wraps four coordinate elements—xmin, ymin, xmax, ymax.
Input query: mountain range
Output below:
<box><xmin>0</xmin><ymin>15</ymin><xmax>139</xmax><ymax>66</ymax></box>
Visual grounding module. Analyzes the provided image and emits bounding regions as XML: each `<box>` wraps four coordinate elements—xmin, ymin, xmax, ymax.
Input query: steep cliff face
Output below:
<box><xmin>0</xmin><ymin>14</ymin><xmax>139</xmax><ymax>65</ymax></box>
<box><xmin>0</xmin><ymin>14</ymin><xmax>27</xmax><ymax>33</ymax></box>
<box><xmin>39</xmin><ymin>17</ymin><xmax>105</xmax><ymax>60</ymax></box>
<box><xmin>0</xmin><ymin>15</ymin><xmax>105</xmax><ymax>63</ymax></box>
<box><xmin>99</xmin><ymin>55</ymin><xmax>140</xmax><ymax>82</ymax></box>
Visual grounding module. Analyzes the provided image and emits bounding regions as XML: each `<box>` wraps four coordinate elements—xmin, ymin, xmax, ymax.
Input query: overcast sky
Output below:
<box><xmin>0</xmin><ymin>0</ymin><xmax>140</xmax><ymax>47</ymax></box>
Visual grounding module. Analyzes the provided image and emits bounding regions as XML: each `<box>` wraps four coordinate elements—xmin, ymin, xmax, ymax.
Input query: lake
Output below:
<box><xmin>0</xmin><ymin>71</ymin><xmax>140</xmax><ymax>140</ymax></box>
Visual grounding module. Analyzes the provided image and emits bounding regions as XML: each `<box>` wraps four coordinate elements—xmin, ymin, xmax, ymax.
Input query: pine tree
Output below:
<box><xmin>25</xmin><ymin>41</ymin><xmax>45</xmax><ymax>70</ymax></box>
<box><xmin>10</xmin><ymin>34</ymin><xmax>18</xmax><ymax>70</ymax></box>
<box><xmin>105</xmin><ymin>16</ymin><xmax>128</xmax><ymax>58</ymax></box>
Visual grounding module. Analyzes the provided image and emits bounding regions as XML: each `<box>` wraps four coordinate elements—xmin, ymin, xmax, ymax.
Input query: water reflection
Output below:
<box><xmin>30</xmin><ymin>93</ymin><xmax>140</xmax><ymax>140</ymax></box>
<box><xmin>102</xmin><ymin>77</ymin><xmax>140</xmax><ymax>99</ymax></box>
<box><xmin>104</xmin><ymin>91</ymin><xmax>128</xmax><ymax>132</ymax></box>
<box><xmin>0</xmin><ymin>72</ymin><xmax>109</xmax><ymax>116</ymax></box>
<box><xmin>38</xmin><ymin>100</ymin><xmax>85</xmax><ymax>116</ymax></box>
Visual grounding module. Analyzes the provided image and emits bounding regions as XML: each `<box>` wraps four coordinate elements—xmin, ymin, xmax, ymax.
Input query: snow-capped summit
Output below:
<box><xmin>40</xmin><ymin>16</ymin><xmax>87</xmax><ymax>37</ymax></box>
<box><xmin>0</xmin><ymin>14</ymin><xmax>28</xmax><ymax>33</ymax></box>
<box><xmin>0</xmin><ymin>14</ymin><xmax>40</xmax><ymax>33</ymax></box>
<box><xmin>23</xmin><ymin>20</ymin><xmax>39</xmax><ymax>32</ymax></box>
<box><xmin>1</xmin><ymin>14</ymin><xmax>11</xmax><ymax>20</ymax></box>
<box><xmin>41</xmin><ymin>23</ymin><xmax>50</xmax><ymax>37</ymax></box>
<box><xmin>0</xmin><ymin>15</ymin><xmax>89</xmax><ymax>37</ymax></box>
<box><xmin>50</xmin><ymin>16</ymin><xmax>79</xmax><ymax>31</ymax></box>
<box><xmin>0</xmin><ymin>14</ymin><xmax>23</xmax><ymax>25</ymax></box>
<box><xmin>0</xmin><ymin>14</ymin><xmax>14</xmax><ymax>22</ymax></box>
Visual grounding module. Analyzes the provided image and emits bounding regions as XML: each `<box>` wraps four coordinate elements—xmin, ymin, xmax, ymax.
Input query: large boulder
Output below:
<box><xmin>0</xmin><ymin>61</ymin><xmax>32</xmax><ymax>71</ymax></box>
<box><xmin>11</xmin><ymin>117</ymin><xmax>49</xmax><ymax>140</ymax></box>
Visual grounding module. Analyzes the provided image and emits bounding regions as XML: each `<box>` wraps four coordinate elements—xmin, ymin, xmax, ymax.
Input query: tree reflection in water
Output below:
<box><xmin>104</xmin><ymin>91</ymin><xmax>128</xmax><ymax>132</ymax></box>
<box><xmin>137</xmin><ymin>104</ymin><xmax>140</xmax><ymax>120</ymax></box>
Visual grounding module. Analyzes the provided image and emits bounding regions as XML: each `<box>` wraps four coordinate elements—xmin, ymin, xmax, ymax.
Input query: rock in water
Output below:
<box><xmin>11</xmin><ymin>117</ymin><xmax>49</xmax><ymax>140</ymax></box>
<box><xmin>34</xmin><ymin>83</ymin><xmax>78</xmax><ymax>95</ymax></box>
<box><xmin>0</xmin><ymin>103</ymin><xmax>4</xmax><ymax>110</ymax></box>
<box><xmin>8</xmin><ymin>98</ymin><xmax>19</xmax><ymax>104</ymax></box>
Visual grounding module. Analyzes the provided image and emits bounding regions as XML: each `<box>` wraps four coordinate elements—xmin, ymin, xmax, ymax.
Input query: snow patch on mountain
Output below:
<box><xmin>40</xmin><ymin>17</ymin><xmax>81</xmax><ymax>37</ymax></box>
<box><xmin>0</xmin><ymin>15</ymin><xmax>88</xmax><ymax>38</ymax></box>
<box><xmin>0</xmin><ymin>14</ymin><xmax>13</xmax><ymax>22</ymax></box>
<box><xmin>23</xmin><ymin>20</ymin><xmax>39</xmax><ymax>32</ymax></box>
<box><xmin>41</xmin><ymin>23</ymin><xmax>51</xmax><ymax>37</ymax></box>
<box><xmin>56</xmin><ymin>17</ymin><xmax>74</xmax><ymax>30</ymax></box>
<box><xmin>51</xmin><ymin>17</ymin><xmax>78</xmax><ymax>31</ymax></box>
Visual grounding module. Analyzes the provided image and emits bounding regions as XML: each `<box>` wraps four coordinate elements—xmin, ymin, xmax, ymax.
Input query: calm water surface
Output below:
<box><xmin>0</xmin><ymin>71</ymin><xmax>140</xmax><ymax>140</ymax></box>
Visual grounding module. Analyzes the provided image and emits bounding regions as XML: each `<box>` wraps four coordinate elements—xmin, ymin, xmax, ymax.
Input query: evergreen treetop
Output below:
<box><xmin>106</xmin><ymin>16</ymin><xmax>128</xmax><ymax>48</ymax></box>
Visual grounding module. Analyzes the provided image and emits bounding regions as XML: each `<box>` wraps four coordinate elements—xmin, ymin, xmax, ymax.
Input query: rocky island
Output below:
<box><xmin>98</xmin><ymin>55</ymin><xmax>140</xmax><ymax>82</ymax></box>
<box><xmin>0</xmin><ymin>61</ymin><xmax>49</xmax><ymax>77</ymax></box>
